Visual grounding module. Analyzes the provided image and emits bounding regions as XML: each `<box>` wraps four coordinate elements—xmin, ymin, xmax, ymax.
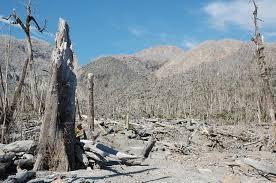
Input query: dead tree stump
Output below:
<box><xmin>33</xmin><ymin>18</ymin><xmax>77</xmax><ymax>171</ymax></box>
<box><xmin>87</xmin><ymin>73</ymin><xmax>95</xmax><ymax>139</ymax></box>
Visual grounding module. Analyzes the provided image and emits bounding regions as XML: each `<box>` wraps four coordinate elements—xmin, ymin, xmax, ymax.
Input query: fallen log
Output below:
<box><xmin>94</xmin><ymin>143</ymin><xmax>140</xmax><ymax>160</ymax></box>
<box><xmin>226</xmin><ymin>158</ymin><xmax>276</xmax><ymax>180</ymax></box>
<box><xmin>81</xmin><ymin>141</ymin><xmax>144</xmax><ymax>166</ymax></box>
<box><xmin>241</xmin><ymin>158</ymin><xmax>276</xmax><ymax>176</ymax></box>
<box><xmin>2</xmin><ymin>140</ymin><xmax>34</xmax><ymax>153</ymax></box>
<box><xmin>14</xmin><ymin>154</ymin><xmax>34</xmax><ymax>170</ymax></box>
<box><xmin>85</xmin><ymin>151</ymin><xmax>107</xmax><ymax>162</ymax></box>
<box><xmin>4</xmin><ymin>169</ymin><xmax>36</xmax><ymax>183</ymax></box>
<box><xmin>0</xmin><ymin>152</ymin><xmax>15</xmax><ymax>162</ymax></box>
<box><xmin>141</xmin><ymin>137</ymin><xmax>156</xmax><ymax>159</ymax></box>
<box><xmin>243</xmin><ymin>139</ymin><xmax>263</xmax><ymax>146</ymax></box>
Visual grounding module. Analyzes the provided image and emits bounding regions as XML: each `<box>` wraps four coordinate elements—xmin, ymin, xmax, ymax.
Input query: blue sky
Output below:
<box><xmin>1</xmin><ymin>0</ymin><xmax>276</xmax><ymax>65</ymax></box>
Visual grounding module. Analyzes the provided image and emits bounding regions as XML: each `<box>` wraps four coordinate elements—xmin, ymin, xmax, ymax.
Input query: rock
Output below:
<box><xmin>16</xmin><ymin>152</ymin><xmax>25</xmax><ymax>156</ymax></box>
<box><xmin>221</xmin><ymin>174</ymin><xmax>241</xmax><ymax>183</ymax></box>
<box><xmin>198</xmin><ymin>168</ymin><xmax>212</xmax><ymax>174</ymax></box>
<box><xmin>0</xmin><ymin>144</ymin><xmax>5</xmax><ymax>149</ymax></box>
<box><xmin>125</xmin><ymin>130</ymin><xmax>136</xmax><ymax>139</ymax></box>
<box><xmin>2</xmin><ymin>140</ymin><xmax>34</xmax><ymax>153</ymax></box>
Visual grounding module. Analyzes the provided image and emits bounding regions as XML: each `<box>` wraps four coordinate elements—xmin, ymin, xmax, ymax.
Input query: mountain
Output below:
<box><xmin>2</xmin><ymin>36</ymin><xmax>276</xmax><ymax>124</ymax></box>
<box><xmin>134</xmin><ymin>45</ymin><xmax>185</xmax><ymax>63</ymax></box>
<box><xmin>79</xmin><ymin>39</ymin><xmax>276</xmax><ymax>123</ymax></box>
<box><xmin>0</xmin><ymin>36</ymin><xmax>52</xmax><ymax>98</ymax></box>
<box><xmin>155</xmin><ymin>39</ymin><xmax>243</xmax><ymax>78</ymax></box>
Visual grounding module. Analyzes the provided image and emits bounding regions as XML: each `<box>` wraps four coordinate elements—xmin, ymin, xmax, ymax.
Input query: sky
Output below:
<box><xmin>1</xmin><ymin>0</ymin><xmax>276</xmax><ymax>65</ymax></box>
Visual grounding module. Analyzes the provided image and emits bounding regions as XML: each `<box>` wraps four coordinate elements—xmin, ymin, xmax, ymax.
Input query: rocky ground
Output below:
<box><xmin>1</xmin><ymin>117</ymin><xmax>276</xmax><ymax>182</ymax></box>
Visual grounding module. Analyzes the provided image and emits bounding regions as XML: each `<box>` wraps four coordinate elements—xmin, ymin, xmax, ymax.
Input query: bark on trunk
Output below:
<box><xmin>34</xmin><ymin>18</ymin><xmax>77</xmax><ymax>171</ymax></box>
<box><xmin>87</xmin><ymin>73</ymin><xmax>94</xmax><ymax>137</ymax></box>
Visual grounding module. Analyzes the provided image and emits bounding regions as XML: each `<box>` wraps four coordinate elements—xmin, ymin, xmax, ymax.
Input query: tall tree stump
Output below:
<box><xmin>34</xmin><ymin>18</ymin><xmax>77</xmax><ymax>171</ymax></box>
<box><xmin>87</xmin><ymin>73</ymin><xmax>95</xmax><ymax>138</ymax></box>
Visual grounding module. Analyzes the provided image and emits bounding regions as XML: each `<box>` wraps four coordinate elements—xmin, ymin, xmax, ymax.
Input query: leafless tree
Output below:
<box><xmin>1</xmin><ymin>0</ymin><xmax>46</xmax><ymax>143</ymax></box>
<box><xmin>251</xmin><ymin>0</ymin><xmax>276</xmax><ymax>151</ymax></box>
<box><xmin>87</xmin><ymin>73</ymin><xmax>95</xmax><ymax>139</ymax></box>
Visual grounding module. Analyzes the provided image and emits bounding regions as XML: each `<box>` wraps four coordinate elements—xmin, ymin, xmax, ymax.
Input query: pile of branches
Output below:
<box><xmin>0</xmin><ymin>137</ymin><xmax>155</xmax><ymax>182</ymax></box>
<box><xmin>112</xmin><ymin>117</ymin><xmax>270</xmax><ymax>155</ymax></box>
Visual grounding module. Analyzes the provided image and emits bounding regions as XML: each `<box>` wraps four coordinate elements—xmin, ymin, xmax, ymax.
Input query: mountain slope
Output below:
<box><xmin>2</xmin><ymin>36</ymin><xmax>276</xmax><ymax>124</ymax></box>
<box><xmin>155</xmin><ymin>39</ymin><xmax>243</xmax><ymax>78</ymax></box>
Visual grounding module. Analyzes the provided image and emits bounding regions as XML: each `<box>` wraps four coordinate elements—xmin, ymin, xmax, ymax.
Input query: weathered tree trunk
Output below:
<box><xmin>34</xmin><ymin>18</ymin><xmax>76</xmax><ymax>171</ymax></box>
<box><xmin>26</xmin><ymin>32</ymin><xmax>38</xmax><ymax>111</ymax></box>
<box><xmin>141</xmin><ymin>137</ymin><xmax>156</xmax><ymax>159</ymax></box>
<box><xmin>87</xmin><ymin>73</ymin><xmax>95</xmax><ymax>136</ymax></box>
<box><xmin>125</xmin><ymin>99</ymin><xmax>130</xmax><ymax>130</ymax></box>
<box><xmin>126</xmin><ymin>112</ymin><xmax>129</xmax><ymax>130</ymax></box>
<box><xmin>76</xmin><ymin>92</ymin><xmax>82</xmax><ymax>121</ymax></box>
<box><xmin>252</xmin><ymin>0</ymin><xmax>276</xmax><ymax>151</ymax></box>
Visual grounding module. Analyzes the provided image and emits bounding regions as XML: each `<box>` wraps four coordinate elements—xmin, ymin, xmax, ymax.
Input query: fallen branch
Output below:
<box><xmin>141</xmin><ymin>137</ymin><xmax>156</xmax><ymax>159</ymax></box>
<box><xmin>241</xmin><ymin>158</ymin><xmax>276</xmax><ymax>176</ymax></box>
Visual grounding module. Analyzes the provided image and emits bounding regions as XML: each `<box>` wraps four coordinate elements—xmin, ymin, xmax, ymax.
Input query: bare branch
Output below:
<box><xmin>0</xmin><ymin>65</ymin><xmax>5</xmax><ymax>109</ymax></box>
<box><xmin>3</xmin><ymin>10</ymin><xmax>26</xmax><ymax>32</ymax></box>
<box><xmin>30</xmin><ymin>16</ymin><xmax>47</xmax><ymax>33</ymax></box>
<box><xmin>2</xmin><ymin>15</ymin><xmax>12</xmax><ymax>21</ymax></box>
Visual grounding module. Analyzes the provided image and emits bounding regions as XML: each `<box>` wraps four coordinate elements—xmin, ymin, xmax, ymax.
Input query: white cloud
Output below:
<box><xmin>204</xmin><ymin>0</ymin><xmax>276</xmax><ymax>31</ymax></box>
<box><xmin>180</xmin><ymin>40</ymin><xmax>198</xmax><ymax>50</ymax></box>
<box><xmin>128</xmin><ymin>26</ymin><xmax>148</xmax><ymax>37</ymax></box>
<box><xmin>265</xmin><ymin>32</ymin><xmax>276</xmax><ymax>37</ymax></box>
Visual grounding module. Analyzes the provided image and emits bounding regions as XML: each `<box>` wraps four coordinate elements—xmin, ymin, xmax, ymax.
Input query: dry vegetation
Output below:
<box><xmin>0</xmin><ymin>0</ymin><xmax>276</xmax><ymax>182</ymax></box>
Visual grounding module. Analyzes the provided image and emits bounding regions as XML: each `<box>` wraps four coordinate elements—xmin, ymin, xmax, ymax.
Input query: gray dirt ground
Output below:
<box><xmin>5</xmin><ymin>118</ymin><xmax>276</xmax><ymax>183</ymax></box>
<box><xmin>43</xmin><ymin>151</ymin><xmax>274</xmax><ymax>183</ymax></box>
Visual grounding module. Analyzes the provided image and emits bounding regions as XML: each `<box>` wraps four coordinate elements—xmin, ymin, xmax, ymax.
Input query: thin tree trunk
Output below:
<box><xmin>38</xmin><ymin>89</ymin><xmax>43</xmax><ymax>116</ymax></box>
<box><xmin>88</xmin><ymin>73</ymin><xmax>95</xmax><ymax>135</ymax></box>
<box><xmin>126</xmin><ymin>112</ymin><xmax>129</xmax><ymax>130</ymax></box>
<box><xmin>25</xmin><ymin>29</ymin><xmax>37</xmax><ymax>110</ymax></box>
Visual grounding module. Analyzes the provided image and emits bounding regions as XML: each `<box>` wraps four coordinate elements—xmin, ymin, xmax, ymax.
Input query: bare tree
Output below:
<box><xmin>251</xmin><ymin>0</ymin><xmax>276</xmax><ymax>151</ymax></box>
<box><xmin>87</xmin><ymin>73</ymin><xmax>95</xmax><ymax>139</ymax></box>
<box><xmin>34</xmin><ymin>18</ymin><xmax>76</xmax><ymax>171</ymax></box>
<box><xmin>2</xmin><ymin>0</ymin><xmax>46</xmax><ymax>142</ymax></box>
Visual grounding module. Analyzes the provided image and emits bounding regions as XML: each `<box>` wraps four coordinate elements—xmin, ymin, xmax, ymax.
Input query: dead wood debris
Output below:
<box><xmin>226</xmin><ymin>157</ymin><xmax>276</xmax><ymax>181</ymax></box>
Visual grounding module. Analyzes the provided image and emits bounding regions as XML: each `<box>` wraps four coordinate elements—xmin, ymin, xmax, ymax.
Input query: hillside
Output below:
<box><xmin>79</xmin><ymin>39</ymin><xmax>276</xmax><ymax>124</ymax></box>
<box><xmin>155</xmin><ymin>39</ymin><xmax>243</xmax><ymax>78</ymax></box>
<box><xmin>2</xmin><ymin>36</ymin><xmax>276</xmax><ymax>182</ymax></box>
<box><xmin>134</xmin><ymin>45</ymin><xmax>185</xmax><ymax>61</ymax></box>
<box><xmin>1</xmin><ymin>36</ymin><xmax>276</xmax><ymax>124</ymax></box>
<box><xmin>0</xmin><ymin>36</ymin><xmax>52</xmax><ymax>99</ymax></box>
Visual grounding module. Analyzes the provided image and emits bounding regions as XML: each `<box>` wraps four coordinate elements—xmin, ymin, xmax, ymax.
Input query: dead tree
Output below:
<box><xmin>251</xmin><ymin>0</ymin><xmax>276</xmax><ymax>151</ymax></box>
<box><xmin>2</xmin><ymin>0</ymin><xmax>46</xmax><ymax>142</ymax></box>
<box><xmin>1</xmin><ymin>36</ymin><xmax>11</xmax><ymax>143</ymax></box>
<box><xmin>125</xmin><ymin>98</ymin><xmax>130</xmax><ymax>130</ymax></box>
<box><xmin>33</xmin><ymin>18</ymin><xmax>76</xmax><ymax>171</ymax></box>
<box><xmin>88</xmin><ymin>73</ymin><xmax>95</xmax><ymax>135</ymax></box>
